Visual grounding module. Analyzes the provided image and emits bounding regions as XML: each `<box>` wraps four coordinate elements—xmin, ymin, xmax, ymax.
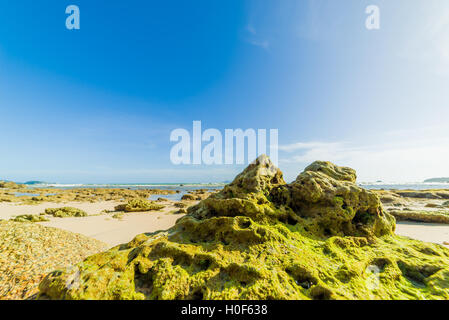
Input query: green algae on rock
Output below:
<box><xmin>44</xmin><ymin>207</ymin><xmax>88</xmax><ymax>218</ymax></box>
<box><xmin>114</xmin><ymin>199</ymin><xmax>165</xmax><ymax>212</ymax></box>
<box><xmin>181</xmin><ymin>194</ymin><xmax>197</xmax><ymax>201</ymax></box>
<box><xmin>11</xmin><ymin>214</ymin><xmax>50</xmax><ymax>223</ymax></box>
<box><xmin>0</xmin><ymin>181</ymin><xmax>25</xmax><ymax>189</ymax></box>
<box><xmin>0</xmin><ymin>187</ymin><xmax>179</xmax><ymax>205</ymax></box>
<box><xmin>112</xmin><ymin>213</ymin><xmax>125</xmax><ymax>220</ymax></box>
<box><xmin>389</xmin><ymin>209</ymin><xmax>449</xmax><ymax>224</ymax></box>
<box><xmin>174</xmin><ymin>202</ymin><xmax>188</xmax><ymax>208</ymax></box>
<box><xmin>38</xmin><ymin>156</ymin><xmax>449</xmax><ymax>300</ymax></box>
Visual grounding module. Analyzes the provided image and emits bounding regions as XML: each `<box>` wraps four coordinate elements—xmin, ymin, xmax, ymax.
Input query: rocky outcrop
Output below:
<box><xmin>181</xmin><ymin>194</ymin><xmax>197</xmax><ymax>201</ymax></box>
<box><xmin>373</xmin><ymin>190</ymin><xmax>407</xmax><ymax>207</ymax></box>
<box><xmin>38</xmin><ymin>156</ymin><xmax>449</xmax><ymax>300</ymax></box>
<box><xmin>395</xmin><ymin>190</ymin><xmax>449</xmax><ymax>200</ymax></box>
<box><xmin>44</xmin><ymin>207</ymin><xmax>88</xmax><ymax>218</ymax></box>
<box><xmin>269</xmin><ymin>160</ymin><xmax>394</xmax><ymax>238</ymax></box>
<box><xmin>11</xmin><ymin>214</ymin><xmax>49</xmax><ymax>223</ymax></box>
<box><xmin>114</xmin><ymin>199</ymin><xmax>165</xmax><ymax>212</ymax></box>
<box><xmin>389</xmin><ymin>209</ymin><xmax>449</xmax><ymax>224</ymax></box>
<box><xmin>375</xmin><ymin>190</ymin><xmax>449</xmax><ymax>224</ymax></box>
<box><xmin>0</xmin><ymin>181</ymin><xmax>25</xmax><ymax>189</ymax></box>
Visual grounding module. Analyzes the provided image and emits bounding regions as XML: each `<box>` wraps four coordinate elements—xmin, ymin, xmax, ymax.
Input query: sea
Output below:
<box><xmin>358</xmin><ymin>182</ymin><xmax>449</xmax><ymax>191</ymax></box>
<box><xmin>20</xmin><ymin>182</ymin><xmax>449</xmax><ymax>201</ymax></box>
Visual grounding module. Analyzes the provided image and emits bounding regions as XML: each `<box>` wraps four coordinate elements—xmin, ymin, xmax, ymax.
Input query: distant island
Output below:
<box><xmin>24</xmin><ymin>181</ymin><xmax>47</xmax><ymax>185</ymax></box>
<box><xmin>424</xmin><ymin>177</ymin><xmax>449</xmax><ymax>183</ymax></box>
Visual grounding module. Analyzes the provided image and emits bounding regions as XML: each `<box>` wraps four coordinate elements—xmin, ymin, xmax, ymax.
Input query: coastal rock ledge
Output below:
<box><xmin>39</xmin><ymin>156</ymin><xmax>449</xmax><ymax>300</ymax></box>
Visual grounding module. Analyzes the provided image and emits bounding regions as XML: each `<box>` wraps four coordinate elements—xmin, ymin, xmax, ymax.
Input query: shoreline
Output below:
<box><xmin>0</xmin><ymin>198</ymin><xmax>448</xmax><ymax>248</ymax></box>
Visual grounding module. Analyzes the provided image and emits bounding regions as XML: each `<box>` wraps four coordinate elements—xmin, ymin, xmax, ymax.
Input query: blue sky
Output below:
<box><xmin>1</xmin><ymin>0</ymin><xmax>449</xmax><ymax>183</ymax></box>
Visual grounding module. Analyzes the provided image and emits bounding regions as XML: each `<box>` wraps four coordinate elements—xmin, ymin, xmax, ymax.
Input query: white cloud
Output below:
<box><xmin>246</xmin><ymin>39</ymin><xmax>270</xmax><ymax>50</ymax></box>
<box><xmin>277</xmin><ymin>141</ymin><xmax>343</xmax><ymax>153</ymax></box>
<box><xmin>278</xmin><ymin>129</ymin><xmax>449</xmax><ymax>183</ymax></box>
<box><xmin>246</xmin><ymin>24</ymin><xmax>256</xmax><ymax>35</ymax></box>
<box><xmin>244</xmin><ymin>24</ymin><xmax>270</xmax><ymax>50</ymax></box>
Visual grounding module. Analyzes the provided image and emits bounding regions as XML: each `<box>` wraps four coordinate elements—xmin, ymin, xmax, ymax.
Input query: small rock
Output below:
<box><xmin>181</xmin><ymin>194</ymin><xmax>196</xmax><ymax>201</ymax></box>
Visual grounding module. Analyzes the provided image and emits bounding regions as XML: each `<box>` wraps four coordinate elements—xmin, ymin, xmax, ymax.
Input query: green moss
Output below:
<box><xmin>389</xmin><ymin>209</ymin><xmax>449</xmax><ymax>224</ymax></box>
<box><xmin>11</xmin><ymin>214</ymin><xmax>49</xmax><ymax>223</ymax></box>
<box><xmin>181</xmin><ymin>194</ymin><xmax>197</xmax><ymax>201</ymax></box>
<box><xmin>114</xmin><ymin>199</ymin><xmax>165</xmax><ymax>212</ymax></box>
<box><xmin>0</xmin><ymin>181</ymin><xmax>25</xmax><ymax>189</ymax></box>
<box><xmin>174</xmin><ymin>202</ymin><xmax>188</xmax><ymax>208</ymax></box>
<box><xmin>0</xmin><ymin>187</ymin><xmax>180</xmax><ymax>204</ymax></box>
<box><xmin>44</xmin><ymin>207</ymin><xmax>88</xmax><ymax>218</ymax></box>
<box><xmin>38</xmin><ymin>156</ymin><xmax>449</xmax><ymax>300</ymax></box>
<box><xmin>112</xmin><ymin>213</ymin><xmax>124</xmax><ymax>220</ymax></box>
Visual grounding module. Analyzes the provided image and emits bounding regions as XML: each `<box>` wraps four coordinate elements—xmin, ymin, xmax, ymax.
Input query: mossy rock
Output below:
<box><xmin>11</xmin><ymin>214</ymin><xmax>50</xmax><ymax>223</ymax></box>
<box><xmin>0</xmin><ymin>181</ymin><xmax>25</xmax><ymax>189</ymax></box>
<box><xmin>181</xmin><ymin>194</ymin><xmax>197</xmax><ymax>201</ymax></box>
<box><xmin>112</xmin><ymin>213</ymin><xmax>125</xmax><ymax>220</ymax></box>
<box><xmin>389</xmin><ymin>209</ymin><xmax>449</xmax><ymax>224</ymax></box>
<box><xmin>114</xmin><ymin>199</ymin><xmax>165</xmax><ymax>212</ymax></box>
<box><xmin>44</xmin><ymin>207</ymin><xmax>88</xmax><ymax>218</ymax></box>
<box><xmin>38</xmin><ymin>156</ymin><xmax>449</xmax><ymax>300</ymax></box>
<box><xmin>174</xmin><ymin>202</ymin><xmax>187</xmax><ymax>208</ymax></box>
<box><xmin>395</xmin><ymin>190</ymin><xmax>449</xmax><ymax>200</ymax></box>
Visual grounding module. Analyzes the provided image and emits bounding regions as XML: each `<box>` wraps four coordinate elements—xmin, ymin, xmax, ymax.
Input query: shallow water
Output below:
<box><xmin>25</xmin><ymin>182</ymin><xmax>449</xmax><ymax>192</ymax></box>
<box><xmin>25</xmin><ymin>184</ymin><xmax>223</xmax><ymax>201</ymax></box>
<box><xmin>360</xmin><ymin>183</ymin><xmax>449</xmax><ymax>190</ymax></box>
<box><xmin>14</xmin><ymin>192</ymin><xmax>40</xmax><ymax>197</ymax></box>
<box><xmin>149</xmin><ymin>193</ymin><xmax>186</xmax><ymax>201</ymax></box>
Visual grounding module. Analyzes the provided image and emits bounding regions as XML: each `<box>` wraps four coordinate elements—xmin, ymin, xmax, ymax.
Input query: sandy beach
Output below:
<box><xmin>0</xmin><ymin>201</ymin><xmax>118</xmax><ymax>220</ymax></box>
<box><xmin>396</xmin><ymin>221</ymin><xmax>449</xmax><ymax>248</ymax></box>
<box><xmin>0</xmin><ymin>199</ymin><xmax>190</xmax><ymax>247</ymax></box>
<box><xmin>1</xmin><ymin>198</ymin><xmax>448</xmax><ymax>248</ymax></box>
<box><xmin>38</xmin><ymin>206</ymin><xmax>185</xmax><ymax>247</ymax></box>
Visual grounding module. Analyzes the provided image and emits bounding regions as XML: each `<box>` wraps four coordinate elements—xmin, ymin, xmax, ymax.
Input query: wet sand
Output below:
<box><xmin>0</xmin><ymin>201</ymin><xmax>118</xmax><ymax>220</ymax></box>
<box><xmin>38</xmin><ymin>209</ymin><xmax>185</xmax><ymax>248</ymax></box>
<box><xmin>396</xmin><ymin>221</ymin><xmax>449</xmax><ymax>248</ymax></box>
<box><xmin>0</xmin><ymin>200</ymin><xmax>188</xmax><ymax>248</ymax></box>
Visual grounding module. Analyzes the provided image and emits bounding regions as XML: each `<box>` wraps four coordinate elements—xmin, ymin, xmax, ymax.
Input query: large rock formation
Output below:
<box><xmin>38</xmin><ymin>156</ymin><xmax>449</xmax><ymax>300</ymax></box>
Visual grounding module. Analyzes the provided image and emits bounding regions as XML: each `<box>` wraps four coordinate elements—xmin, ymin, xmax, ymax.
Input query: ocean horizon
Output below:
<box><xmin>21</xmin><ymin>181</ymin><xmax>449</xmax><ymax>191</ymax></box>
